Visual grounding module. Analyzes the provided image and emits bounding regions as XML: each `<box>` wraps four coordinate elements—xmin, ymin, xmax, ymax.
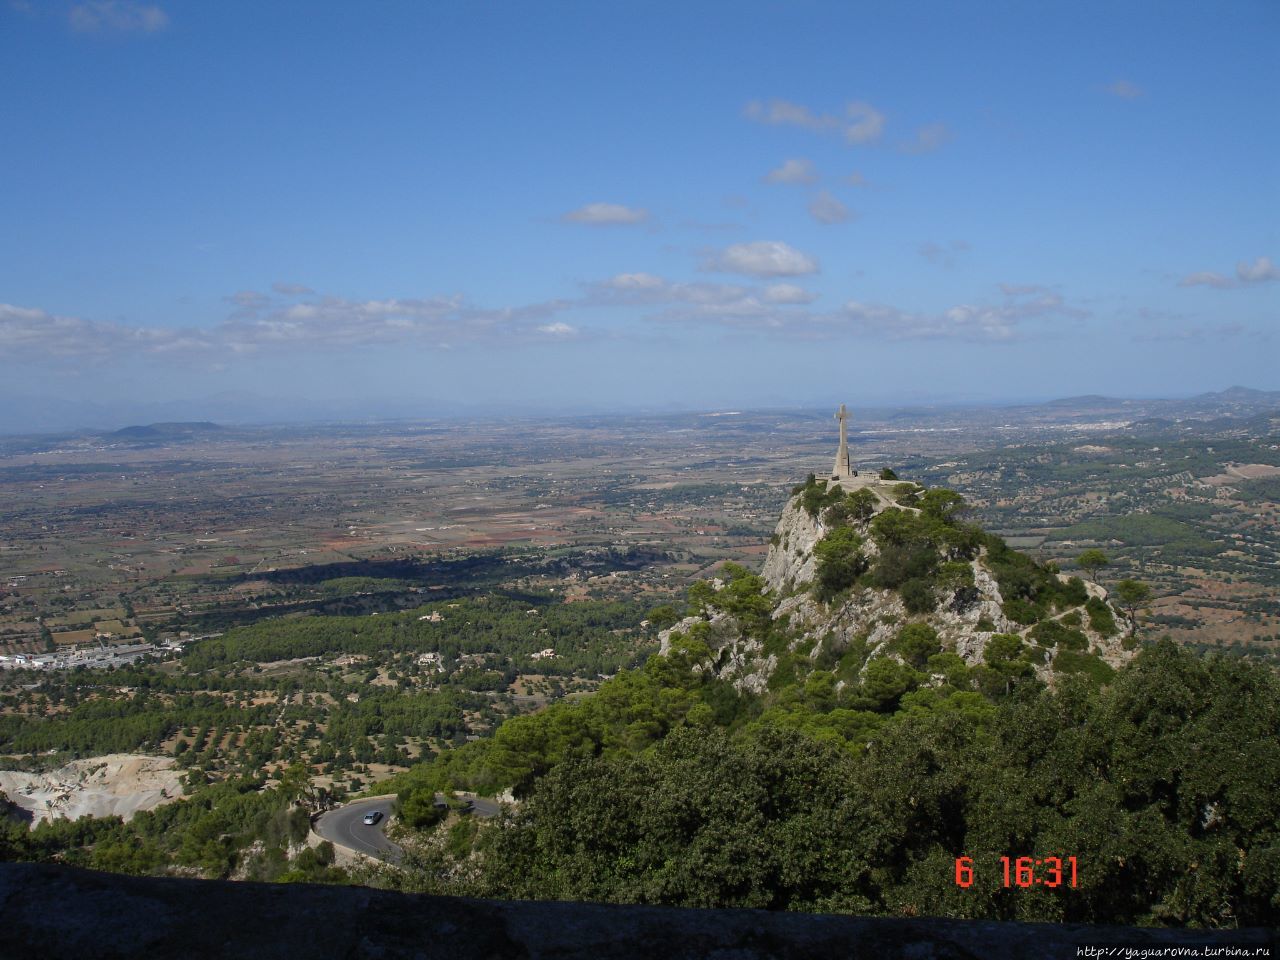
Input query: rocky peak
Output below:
<box><xmin>664</xmin><ymin>473</ymin><xmax>1138</xmax><ymax>695</ymax></box>
<box><xmin>760</xmin><ymin>474</ymin><xmax>901</xmax><ymax>594</ymax></box>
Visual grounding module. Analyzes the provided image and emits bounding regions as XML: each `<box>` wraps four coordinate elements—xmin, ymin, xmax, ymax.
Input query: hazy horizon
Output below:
<box><xmin>1</xmin><ymin>382</ymin><xmax>1274</xmax><ymax>436</ymax></box>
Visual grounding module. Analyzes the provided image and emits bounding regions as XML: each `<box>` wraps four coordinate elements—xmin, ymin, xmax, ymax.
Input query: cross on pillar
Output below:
<box><xmin>832</xmin><ymin>404</ymin><xmax>854</xmax><ymax>479</ymax></box>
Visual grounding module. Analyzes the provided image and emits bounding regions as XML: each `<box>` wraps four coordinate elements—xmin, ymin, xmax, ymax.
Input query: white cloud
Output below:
<box><xmin>219</xmin><ymin>297</ymin><xmax>466</xmax><ymax>349</ymax></box>
<box><xmin>1</xmin><ymin>278</ymin><xmax>1091</xmax><ymax>366</ymax></box>
<box><xmin>0</xmin><ymin>303</ymin><xmax>198</xmax><ymax>358</ymax></box>
<box><xmin>899</xmin><ymin>123</ymin><xmax>952</xmax><ymax>154</ymax></box>
<box><xmin>843</xmin><ymin>101</ymin><xmax>885</xmax><ymax>144</ymax></box>
<box><xmin>1236</xmin><ymin>255</ymin><xmax>1279</xmax><ymax>283</ymax></box>
<box><xmin>590</xmin><ymin>274</ymin><xmax>751</xmax><ymax>307</ymax></box>
<box><xmin>69</xmin><ymin>1</ymin><xmax>168</xmax><ymax>33</ymax></box>
<box><xmin>562</xmin><ymin>202</ymin><xmax>649</xmax><ymax>225</ymax></box>
<box><xmin>744</xmin><ymin>98</ymin><xmax>840</xmax><ymax>133</ymax></box>
<box><xmin>762</xmin><ymin>284</ymin><xmax>817</xmax><ymax>304</ymax></box>
<box><xmin>744</xmin><ymin>98</ymin><xmax>885</xmax><ymax>145</ymax></box>
<box><xmin>603</xmin><ymin>272</ymin><xmax>666</xmax><ymax>291</ymax></box>
<box><xmin>584</xmin><ymin>274</ymin><xmax>812</xmax><ymax>329</ymax></box>
<box><xmin>1179</xmin><ymin>256</ymin><xmax>1279</xmax><ymax>289</ymax></box>
<box><xmin>834</xmin><ymin>286</ymin><xmax>1083</xmax><ymax>342</ymax></box>
<box><xmin>586</xmin><ymin>277</ymin><xmax>1075</xmax><ymax>343</ymax></box>
<box><xmin>705</xmin><ymin>241</ymin><xmax>819</xmax><ymax>277</ymax></box>
<box><xmin>272</xmin><ymin>281</ymin><xmax>314</xmax><ymax>296</ymax></box>
<box><xmin>765</xmin><ymin>158</ymin><xmax>818</xmax><ymax>184</ymax></box>
<box><xmin>218</xmin><ymin>294</ymin><xmax>588</xmax><ymax>352</ymax></box>
<box><xmin>1104</xmin><ymin>79</ymin><xmax>1144</xmax><ymax>99</ymax></box>
<box><xmin>1178</xmin><ymin>271</ymin><xmax>1233</xmax><ymax>289</ymax></box>
<box><xmin>225</xmin><ymin>290</ymin><xmax>270</xmax><ymax>310</ymax></box>
<box><xmin>919</xmin><ymin>240</ymin><xmax>970</xmax><ymax>266</ymax></box>
<box><xmin>0</xmin><ymin>289</ymin><xmax>580</xmax><ymax>363</ymax></box>
<box><xmin>808</xmin><ymin>191</ymin><xmax>853</xmax><ymax>225</ymax></box>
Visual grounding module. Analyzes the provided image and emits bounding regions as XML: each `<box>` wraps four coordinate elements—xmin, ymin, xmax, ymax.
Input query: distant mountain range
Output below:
<box><xmin>111</xmin><ymin>422</ymin><xmax>224</xmax><ymax>440</ymax></box>
<box><xmin>0</xmin><ymin>391</ymin><xmax>482</xmax><ymax>435</ymax></box>
<box><xmin>1045</xmin><ymin>386</ymin><xmax>1278</xmax><ymax>410</ymax></box>
<box><xmin>0</xmin><ymin>386</ymin><xmax>1275</xmax><ymax>436</ymax></box>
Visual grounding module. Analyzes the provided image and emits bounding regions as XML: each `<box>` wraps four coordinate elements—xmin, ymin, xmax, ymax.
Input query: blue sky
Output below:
<box><xmin>1</xmin><ymin>0</ymin><xmax>1276</xmax><ymax>419</ymax></box>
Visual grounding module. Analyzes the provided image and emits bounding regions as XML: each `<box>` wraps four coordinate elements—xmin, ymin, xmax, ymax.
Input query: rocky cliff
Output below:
<box><xmin>663</xmin><ymin>474</ymin><xmax>1136</xmax><ymax>694</ymax></box>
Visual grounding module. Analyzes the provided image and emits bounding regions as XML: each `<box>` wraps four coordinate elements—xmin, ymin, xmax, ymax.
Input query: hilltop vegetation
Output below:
<box><xmin>383</xmin><ymin>625</ymin><xmax>1279</xmax><ymax>926</ymax></box>
<box><xmin>486</xmin><ymin>642</ymin><xmax>1279</xmax><ymax>926</ymax></box>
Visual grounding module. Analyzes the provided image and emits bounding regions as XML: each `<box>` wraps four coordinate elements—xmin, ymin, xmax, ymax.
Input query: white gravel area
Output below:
<box><xmin>0</xmin><ymin>754</ymin><xmax>184</xmax><ymax>827</ymax></box>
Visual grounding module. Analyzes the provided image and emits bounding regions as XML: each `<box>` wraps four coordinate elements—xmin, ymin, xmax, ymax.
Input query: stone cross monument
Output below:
<box><xmin>832</xmin><ymin>404</ymin><xmax>855</xmax><ymax>480</ymax></box>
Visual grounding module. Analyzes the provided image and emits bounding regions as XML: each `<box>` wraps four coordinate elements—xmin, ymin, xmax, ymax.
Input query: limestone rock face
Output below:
<box><xmin>760</xmin><ymin>477</ymin><xmax>901</xmax><ymax>595</ymax></box>
<box><xmin>774</xmin><ymin>554</ymin><xmax>1019</xmax><ymax>674</ymax></box>
<box><xmin>715</xmin><ymin>638</ymin><xmax>774</xmax><ymax>696</ymax></box>
<box><xmin>658</xmin><ymin>610</ymin><xmax>774</xmax><ymax>694</ymax></box>
<box><xmin>685</xmin><ymin>482</ymin><xmax>1137</xmax><ymax>690</ymax></box>
<box><xmin>760</xmin><ymin>495</ymin><xmax>826</xmax><ymax>594</ymax></box>
<box><xmin>658</xmin><ymin>614</ymin><xmax>711</xmax><ymax>656</ymax></box>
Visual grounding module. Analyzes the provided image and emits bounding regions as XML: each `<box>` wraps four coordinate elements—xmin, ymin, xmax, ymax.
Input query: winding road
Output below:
<box><xmin>464</xmin><ymin>794</ymin><xmax>502</xmax><ymax>818</ymax></box>
<box><xmin>314</xmin><ymin>796</ymin><xmax>403</xmax><ymax>864</ymax></box>
<box><xmin>313</xmin><ymin>793</ymin><xmax>502</xmax><ymax>865</ymax></box>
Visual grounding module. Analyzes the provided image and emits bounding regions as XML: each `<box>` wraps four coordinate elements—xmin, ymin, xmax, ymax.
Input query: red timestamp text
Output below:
<box><xmin>954</xmin><ymin>856</ymin><xmax>1079</xmax><ymax>888</ymax></box>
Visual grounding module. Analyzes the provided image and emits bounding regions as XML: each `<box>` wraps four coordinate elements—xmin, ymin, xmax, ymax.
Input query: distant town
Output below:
<box><xmin>0</xmin><ymin>634</ymin><xmax>218</xmax><ymax>672</ymax></box>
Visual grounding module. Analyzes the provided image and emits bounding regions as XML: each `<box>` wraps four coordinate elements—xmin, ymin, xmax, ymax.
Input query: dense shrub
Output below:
<box><xmin>893</xmin><ymin>623</ymin><xmax>941</xmax><ymax>668</ymax></box>
<box><xmin>1086</xmin><ymin>597</ymin><xmax>1119</xmax><ymax>636</ymax></box>
<box><xmin>813</xmin><ymin>528</ymin><xmax>868</xmax><ymax>601</ymax></box>
<box><xmin>1030</xmin><ymin>619</ymin><xmax>1089</xmax><ymax>651</ymax></box>
<box><xmin>1002</xmin><ymin>597</ymin><xmax>1042</xmax><ymax>626</ymax></box>
<box><xmin>1051</xmin><ymin>649</ymin><xmax>1115</xmax><ymax>685</ymax></box>
<box><xmin>900</xmin><ymin>578</ymin><xmax>937</xmax><ymax>614</ymax></box>
<box><xmin>822</xmin><ymin>488</ymin><xmax>878</xmax><ymax>527</ymax></box>
<box><xmin>794</xmin><ymin>475</ymin><xmax>843</xmax><ymax>518</ymax></box>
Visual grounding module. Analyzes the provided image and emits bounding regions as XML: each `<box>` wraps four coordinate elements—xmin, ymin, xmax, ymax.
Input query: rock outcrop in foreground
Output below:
<box><xmin>1</xmin><ymin>863</ymin><xmax>1273</xmax><ymax>960</ymax></box>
